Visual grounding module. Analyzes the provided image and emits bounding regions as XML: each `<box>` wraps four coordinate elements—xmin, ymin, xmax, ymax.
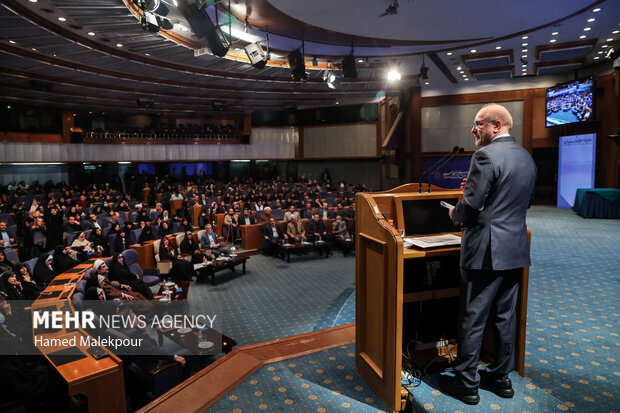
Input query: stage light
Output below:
<box><xmin>341</xmin><ymin>53</ymin><xmax>358</xmax><ymax>79</ymax></box>
<box><xmin>288</xmin><ymin>49</ymin><xmax>307</xmax><ymax>81</ymax></box>
<box><xmin>387</xmin><ymin>69</ymin><xmax>401</xmax><ymax>81</ymax></box>
<box><xmin>323</xmin><ymin>70</ymin><xmax>340</xmax><ymax>89</ymax></box>
<box><xmin>183</xmin><ymin>2</ymin><xmax>229</xmax><ymax>57</ymax></box>
<box><xmin>420</xmin><ymin>54</ymin><xmax>429</xmax><ymax>80</ymax></box>
<box><xmin>244</xmin><ymin>42</ymin><xmax>269</xmax><ymax>69</ymax></box>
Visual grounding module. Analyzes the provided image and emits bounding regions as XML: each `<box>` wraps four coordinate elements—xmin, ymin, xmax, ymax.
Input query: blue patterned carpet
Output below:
<box><xmin>191</xmin><ymin>206</ymin><xmax>619</xmax><ymax>412</ymax></box>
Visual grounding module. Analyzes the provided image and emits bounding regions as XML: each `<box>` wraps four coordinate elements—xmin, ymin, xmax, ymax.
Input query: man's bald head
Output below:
<box><xmin>472</xmin><ymin>103</ymin><xmax>513</xmax><ymax>147</ymax></box>
<box><xmin>481</xmin><ymin>103</ymin><xmax>512</xmax><ymax>131</ymax></box>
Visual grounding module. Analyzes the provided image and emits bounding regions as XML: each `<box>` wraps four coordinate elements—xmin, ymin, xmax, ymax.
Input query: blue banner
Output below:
<box><xmin>421</xmin><ymin>156</ymin><xmax>472</xmax><ymax>189</ymax></box>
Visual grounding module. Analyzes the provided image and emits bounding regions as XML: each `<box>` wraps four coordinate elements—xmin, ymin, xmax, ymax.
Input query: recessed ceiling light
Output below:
<box><xmin>424</xmin><ymin>82</ymin><xmax>429</xmax><ymax>85</ymax></box>
<box><xmin>597</xmin><ymin>51</ymin><xmax>604</xmax><ymax>54</ymax></box>
<box><xmin>116</xmin><ymin>43</ymin><xmax>123</xmax><ymax>47</ymax></box>
<box><xmin>234</xmin><ymin>47</ymin><xmax>240</xmax><ymax>51</ymax></box>
<box><xmin>456</xmin><ymin>66</ymin><xmax>462</xmax><ymax>70</ymax></box>
<box><xmin>550</xmin><ymin>39</ymin><xmax>557</xmax><ymax>43</ymax></box>
<box><xmin>31</xmin><ymin>48</ymin><xmax>36</xmax><ymax>51</ymax></box>
<box><xmin>602</xmin><ymin>45</ymin><xmax>608</xmax><ymax>48</ymax></box>
<box><xmin>584</xmin><ymin>27</ymin><xmax>591</xmax><ymax>31</ymax></box>
<box><xmin>462</xmin><ymin>74</ymin><xmax>467</xmax><ymax>77</ymax></box>
<box><xmin>580</xmin><ymin>35</ymin><xmax>587</xmax><ymax>39</ymax></box>
<box><xmin>522</xmin><ymin>68</ymin><xmax>527</xmax><ymax>72</ymax></box>
<box><xmin>522</xmin><ymin>64</ymin><xmax>527</xmax><ymax>67</ymax></box>
<box><xmin>7</xmin><ymin>105</ymin><xmax>11</xmax><ymax>109</ymax></box>
<box><xmin>58</xmin><ymin>17</ymin><xmax>66</xmax><ymax>22</ymax></box>
<box><xmin>594</xmin><ymin>56</ymin><xmax>600</xmax><ymax>59</ymax></box>
<box><xmin>522</xmin><ymin>36</ymin><xmax>528</xmax><ymax>40</ymax></box>
<box><xmin>145</xmin><ymin>53</ymin><xmax>150</xmax><ymax>56</ymax></box>
<box><xmin>470</xmin><ymin>49</ymin><xmax>476</xmax><ymax>53</ymax></box>
<box><xmin>522</xmin><ymin>43</ymin><xmax>528</xmax><ymax>46</ymax></box>
<box><xmin>606</xmin><ymin>38</ymin><xmax>613</xmax><ymax>41</ymax></box>
<box><xmin>88</xmin><ymin>32</ymin><xmax>95</xmax><ymax>36</ymax></box>
<box><xmin>464</xmin><ymin>78</ymin><xmax>469</xmax><ymax>81</ymax></box>
<box><xmin>459</xmin><ymin>70</ymin><xmax>464</xmax><ymax>73</ymax></box>
<box><xmin>522</xmin><ymin>49</ymin><xmax>528</xmax><ymax>53</ymax></box>
<box><xmin>335</xmin><ymin>102</ymin><xmax>339</xmax><ymax>105</ymax></box>
<box><xmin>9</xmin><ymin>40</ymin><xmax>15</xmax><ymax>44</ymax></box>
<box><xmin>613</xmin><ymin>30</ymin><xmax>619</xmax><ymax>34</ymax></box>
<box><xmin>587</xmin><ymin>18</ymin><xmax>595</xmax><ymax>22</ymax></box>
<box><xmin>592</xmin><ymin>8</ymin><xmax>601</xmax><ymax>12</ymax></box>
<box><xmin>28</xmin><ymin>0</ymin><xmax>37</xmax><ymax>2</ymax></box>
<box><xmin>522</xmin><ymin>55</ymin><xmax>527</xmax><ymax>59</ymax></box>
<box><xmin>551</xmin><ymin>31</ymin><xmax>559</xmax><ymax>35</ymax></box>
<box><xmin>357</xmin><ymin>59</ymin><xmax>364</xmax><ymax>63</ymax></box>
<box><xmin>495</xmin><ymin>46</ymin><xmax>502</xmax><ymax>49</ymax></box>
<box><xmin>446</xmin><ymin>52</ymin><xmax>453</xmax><ymax>56</ymax></box>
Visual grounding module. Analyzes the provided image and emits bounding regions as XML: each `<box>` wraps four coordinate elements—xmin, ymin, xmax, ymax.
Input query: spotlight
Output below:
<box><xmin>420</xmin><ymin>54</ymin><xmax>429</xmax><ymax>80</ymax></box>
<box><xmin>323</xmin><ymin>70</ymin><xmax>340</xmax><ymax>89</ymax></box>
<box><xmin>520</xmin><ymin>56</ymin><xmax>529</xmax><ymax>65</ymax></box>
<box><xmin>244</xmin><ymin>42</ymin><xmax>269</xmax><ymax>69</ymax></box>
<box><xmin>288</xmin><ymin>49</ymin><xmax>307</xmax><ymax>81</ymax></box>
<box><xmin>341</xmin><ymin>53</ymin><xmax>358</xmax><ymax>79</ymax></box>
<box><xmin>141</xmin><ymin>11</ymin><xmax>160</xmax><ymax>33</ymax></box>
<box><xmin>182</xmin><ymin>2</ymin><xmax>229</xmax><ymax>57</ymax></box>
<box><xmin>387</xmin><ymin>69</ymin><xmax>401</xmax><ymax>81</ymax></box>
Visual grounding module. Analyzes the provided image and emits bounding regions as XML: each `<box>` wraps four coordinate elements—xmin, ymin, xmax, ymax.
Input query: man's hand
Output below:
<box><xmin>174</xmin><ymin>355</ymin><xmax>186</xmax><ymax>366</ymax></box>
<box><xmin>121</xmin><ymin>293</ymin><xmax>134</xmax><ymax>300</ymax></box>
<box><xmin>460</xmin><ymin>178</ymin><xmax>467</xmax><ymax>192</ymax></box>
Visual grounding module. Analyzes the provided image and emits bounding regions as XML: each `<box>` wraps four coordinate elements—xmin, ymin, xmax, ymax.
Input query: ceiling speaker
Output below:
<box><xmin>341</xmin><ymin>53</ymin><xmax>358</xmax><ymax>79</ymax></box>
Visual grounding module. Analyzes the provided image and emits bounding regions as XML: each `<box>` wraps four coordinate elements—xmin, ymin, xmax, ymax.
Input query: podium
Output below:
<box><xmin>355</xmin><ymin>183</ymin><xmax>529</xmax><ymax>411</ymax></box>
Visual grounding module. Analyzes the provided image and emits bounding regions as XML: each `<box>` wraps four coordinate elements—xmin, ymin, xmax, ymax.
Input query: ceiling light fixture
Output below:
<box><xmin>446</xmin><ymin>52</ymin><xmax>453</xmax><ymax>56</ymax></box>
<box><xmin>592</xmin><ymin>8</ymin><xmax>601</xmax><ymax>12</ymax></box>
<box><xmin>613</xmin><ymin>30</ymin><xmax>619</xmax><ymax>34</ymax></box>
<box><xmin>470</xmin><ymin>49</ymin><xmax>477</xmax><ymax>53</ymax></box>
<box><xmin>9</xmin><ymin>40</ymin><xmax>15</xmax><ymax>44</ymax></box>
<box><xmin>116</xmin><ymin>43</ymin><xmax>123</xmax><ymax>47</ymax></box>
<box><xmin>88</xmin><ymin>31</ymin><xmax>95</xmax><ymax>36</ymax></box>
<box><xmin>550</xmin><ymin>39</ymin><xmax>557</xmax><ymax>43</ymax></box>
<box><xmin>587</xmin><ymin>18</ymin><xmax>595</xmax><ymax>22</ymax></box>
<box><xmin>522</xmin><ymin>64</ymin><xmax>527</xmax><ymax>67</ymax></box>
<box><xmin>28</xmin><ymin>0</ymin><xmax>37</xmax><ymax>2</ymax></box>
<box><xmin>495</xmin><ymin>46</ymin><xmax>502</xmax><ymax>49</ymax></box>
<box><xmin>522</xmin><ymin>36</ymin><xmax>528</xmax><ymax>39</ymax></box>
<box><xmin>606</xmin><ymin>38</ymin><xmax>613</xmax><ymax>41</ymax></box>
<box><xmin>584</xmin><ymin>27</ymin><xmax>591</xmax><ymax>31</ymax></box>
<box><xmin>602</xmin><ymin>45</ymin><xmax>608</xmax><ymax>48</ymax></box>
<box><xmin>594</xmin><ymin>56</ymin><xmax>600</xmax><ymax>60</ymax></box>
<box><xmin>552</xmin><ymin>31</ymin><xmax>559</xmax><ymax>35</ymax></box>
<box><xmin>597</xmin><ymin>51</ymin><xmax>604</xmax><ymax>54</ymax></box>
<box><xmin>580</xmin><ymin>35</ymin><xmax>587</xmax><ymax>39</ymax></box>
<box><xmin>58</xmin><ymin>17</ymin><xmax>66</xmax><ymax>22</ymax></box>
<box><xmin>522</xmin><ymin>43</ymin><xmax>528</xmax><ymax>46</ymax></box>
<box><xmin>456</xmin><ymin>66</ymin><xmax>461</xmax><ymax>70</ymax></box>
<box><xmin>424</xmin><ymin>81</ymin><xmax>429</xmax><ymax>85</ymax></box>
<box><xmin>522</xmin><ymin>49</ymin><xmax>528</xmax><ymax>52</ymax></box>
<box><xmin>358</xmin><ymin>59</ymin><xmax>364</xmax><ymax>63</ymax></box>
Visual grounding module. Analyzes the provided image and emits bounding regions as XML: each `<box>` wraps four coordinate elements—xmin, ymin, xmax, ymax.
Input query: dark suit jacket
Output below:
<box><xmin>452</xmin><ymin>136</ymin><xmax>536</xmax><ymax>270</ymax></box>
<box><xmin>261</xmin><ymin>222</ymin><xmax>284</xmax><ymax>246</ymax></box>
<box><xmin>308</xmin><ymin>219</ymin><xmax>327</xmax><ymax>235</ymax></box>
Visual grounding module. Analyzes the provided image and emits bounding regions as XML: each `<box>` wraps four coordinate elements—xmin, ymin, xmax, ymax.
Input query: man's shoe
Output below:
<box><xmin>479</xmin><ymin>370</ymin><xmax>514</xmax><ymax>398</ymax></box>
<box><xmin>439</xmin><ymin>374</ymin><xmax>480</xmax><ymax>405</ymax></box>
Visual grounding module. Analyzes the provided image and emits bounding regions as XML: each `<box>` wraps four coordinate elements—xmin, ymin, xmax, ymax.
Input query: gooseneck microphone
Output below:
<box><xmin>418</xmin><ymin>146</ymin><xmax>462</xmax><ymax>193</ymax></box>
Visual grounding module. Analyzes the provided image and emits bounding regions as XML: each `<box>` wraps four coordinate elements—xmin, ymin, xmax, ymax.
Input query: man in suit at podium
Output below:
<box><xmin>440</xmin><ymin>103</ymin><xmax>536</xmax><ymax>405</ymax></box>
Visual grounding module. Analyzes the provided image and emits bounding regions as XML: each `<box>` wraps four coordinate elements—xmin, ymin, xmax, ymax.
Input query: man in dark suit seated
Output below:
<box><xmin>440</xmin><ymin>103</ymin><xmax>537</xmax><ymax>405</ymax></box>
<box><xmin>308</xmin><ymin>214</ymin><xmax>330</xmax><ymax>242</ymax></box>
<box><xmin>200</xmin><ymin>224</ymin><xmax>230</xmax><ymax>257</ymax></box>
<box><xmin>240</xmin><ymin>209</ymin><xmax>255</xmax><ymax>226</ymax></box>
<box><xmin>261</xmin><ymin>217</ymin><xmax>288</xmax><ymax>256</ymax></box>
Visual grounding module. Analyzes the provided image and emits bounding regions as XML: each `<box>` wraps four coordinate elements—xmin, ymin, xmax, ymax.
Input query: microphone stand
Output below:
<box><xmin>417</xmin><ymin>146</ymin><xmax>459</xmax><ymax>193</ymax></box>
<box><xmin>425</xmin><ymin>147</ymin><xmax>464</xmax><ymax>192</ymax></box>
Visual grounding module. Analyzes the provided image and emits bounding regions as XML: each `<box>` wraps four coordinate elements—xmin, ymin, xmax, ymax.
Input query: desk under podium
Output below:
<box><xmin>355</xmin><ymin>183</ymin><xmax>529</xmax><ymax>411</ymax></box>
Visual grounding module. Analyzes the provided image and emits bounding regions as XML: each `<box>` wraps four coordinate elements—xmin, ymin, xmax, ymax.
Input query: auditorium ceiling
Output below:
<box><xmin>0</xmin><ymin>0</ymin><xmax>618</xmax><ymax>116</ymax></box>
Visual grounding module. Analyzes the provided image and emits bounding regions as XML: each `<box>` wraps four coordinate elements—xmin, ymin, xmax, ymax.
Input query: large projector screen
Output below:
<box><xmin>557</xmin><ymin>133</ymin><xmax>596</xmax><ymax>209</ymax></box>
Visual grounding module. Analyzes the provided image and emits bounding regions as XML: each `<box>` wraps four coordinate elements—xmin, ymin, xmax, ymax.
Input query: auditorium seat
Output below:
<box><xmin>121</xmin><ymin>248</ymin><xmax>160</xmax><ymax>286</ymax></box>
<box><xmin>152</xmin><ymin>239</ymin><xmax>172</xmax><ymax>275</ymax></box>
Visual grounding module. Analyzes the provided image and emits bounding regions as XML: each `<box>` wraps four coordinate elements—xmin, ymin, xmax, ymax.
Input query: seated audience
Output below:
<box><xmin>286</xmin><ymin>215</ymin><xmax>306</xmax><ymax>243</ymax></box>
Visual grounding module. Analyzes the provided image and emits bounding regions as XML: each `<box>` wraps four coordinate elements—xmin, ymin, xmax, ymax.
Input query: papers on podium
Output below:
<box><xmin>404</xmin><ymin>234</ymin><xmax>461</xmax><ymax>249</ymax></box>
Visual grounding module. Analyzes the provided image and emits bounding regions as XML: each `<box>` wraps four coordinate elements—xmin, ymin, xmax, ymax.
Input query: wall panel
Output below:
<box><xmin>303</xmin><ymin>123</ymin><xmax>378</xmax><ymax>159</ymax></box>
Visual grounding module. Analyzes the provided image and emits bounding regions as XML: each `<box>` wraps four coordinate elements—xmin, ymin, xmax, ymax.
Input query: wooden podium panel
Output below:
<box><xmin>355</xmin><ymin>183</ymin><xmax>529</xmax><ymax>412</ymax></box>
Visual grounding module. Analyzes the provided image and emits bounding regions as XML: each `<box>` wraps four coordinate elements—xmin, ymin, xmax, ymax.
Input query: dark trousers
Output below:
<box><xmin>454</xmin><ymin>267</ymin><xmax>521</xmax><ymax>389</ymax></box>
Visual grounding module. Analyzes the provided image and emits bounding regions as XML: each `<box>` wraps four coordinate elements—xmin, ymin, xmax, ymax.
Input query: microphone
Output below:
<box><xmin>418</xmin><ymin>146</ymin><xmax>461</xmax><ymax>193</ymax></box>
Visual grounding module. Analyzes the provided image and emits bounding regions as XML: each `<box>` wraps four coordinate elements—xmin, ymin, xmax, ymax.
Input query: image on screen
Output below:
<box><xmin>402</xmin><ymin>198</ymin><xmax>461</xmax><ymax>236</ymax></box>
<box><xmin>545</xmin><ymin>76</ymin><xmax>594</xmax><ymax>127</ymax></box>
<box><xmin>557</xmin><ymin>134</ymin><xmax>596</xmax><ymax>209</ymax></box>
